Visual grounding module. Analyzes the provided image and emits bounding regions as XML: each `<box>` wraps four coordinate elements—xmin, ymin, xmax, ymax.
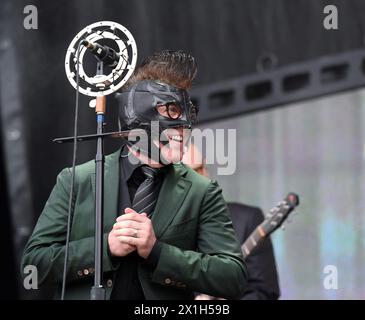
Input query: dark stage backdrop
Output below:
<box><xmin>1</xmin><ymin>0</ymin><xmax>365</xmax><ymax>298</ymax></box>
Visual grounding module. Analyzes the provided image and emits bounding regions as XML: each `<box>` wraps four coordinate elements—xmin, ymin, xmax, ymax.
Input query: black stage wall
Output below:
<box><xmin>0</xmin><ymin>118</ymin><xmax>17</xmax><ymax>299</ymax></box>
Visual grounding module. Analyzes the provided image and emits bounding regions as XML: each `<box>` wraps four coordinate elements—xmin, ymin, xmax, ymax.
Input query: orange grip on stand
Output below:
<box><xmin>95</xmin><ymin>96</ymin><xmax>106</xmax><ymax>114</ymax></box>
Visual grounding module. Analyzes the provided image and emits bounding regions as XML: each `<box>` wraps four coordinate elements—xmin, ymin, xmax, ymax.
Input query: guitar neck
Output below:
<box><xmin>240</xmin><ymin>194</ymin><xmax>299</xmax><ymax>259</ymax></box>
<box><xmin>241</xmin><ymin>225</ymin><xmax>267</xmax><ymax>259</ymax></box>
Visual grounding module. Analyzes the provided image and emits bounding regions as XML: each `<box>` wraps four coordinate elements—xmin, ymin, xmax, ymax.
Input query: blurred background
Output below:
<box><xmin>0</xmin><ymin>0</ymin><xmax>364</xmax><ymax>299</ymax></box>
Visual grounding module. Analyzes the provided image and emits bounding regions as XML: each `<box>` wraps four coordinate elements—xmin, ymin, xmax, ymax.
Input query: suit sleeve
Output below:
<box><xmin>237</xmin><ymin>208</ymin><xmax>281</xmax><ymax>300</ymax></box>
<box><xmin>21</xmin><ymin>168</ymin><xmax>118</xmax><ymax>287</ymax></box>
<box><xmin>150</xmin><ymin>180</ymin><xmax>247</xmax><ymax>299</ymax></box>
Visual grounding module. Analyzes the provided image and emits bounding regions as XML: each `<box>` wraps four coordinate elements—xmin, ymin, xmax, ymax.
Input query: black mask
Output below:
<box><xmin>116</xmin><ymin>80</ymin><xmax>198</xmax><ymax>162</ymax></box>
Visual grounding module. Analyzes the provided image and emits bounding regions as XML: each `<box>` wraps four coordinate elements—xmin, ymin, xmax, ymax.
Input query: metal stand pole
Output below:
<box><xmin>90</xmin><ymin>61</ymin><xmax>106</xmax><ymax>300</ymax></box>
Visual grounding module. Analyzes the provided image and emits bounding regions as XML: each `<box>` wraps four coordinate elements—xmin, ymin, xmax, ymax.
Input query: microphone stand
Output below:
<box><xmin>61</xmin><ymin>21</ymin><xmax>137</xmax><ymax>300</ymax></box>
<box><xmin>90</xmin><ymin>60</ymin><xmax>106</xmax><ymax>300</ymax></box>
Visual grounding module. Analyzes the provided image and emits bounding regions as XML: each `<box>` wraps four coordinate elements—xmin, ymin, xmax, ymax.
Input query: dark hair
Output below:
<box><xmin>126</xmin><ymin>49</ymin><xmax>197</xmax><ymax>90</ymax></box>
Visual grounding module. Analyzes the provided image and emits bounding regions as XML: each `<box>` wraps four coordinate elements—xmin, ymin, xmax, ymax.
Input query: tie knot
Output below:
<box><xmin>141</xmin><ymin>165</ymin><xmax>159</xmax><ymax>179</ymax></box>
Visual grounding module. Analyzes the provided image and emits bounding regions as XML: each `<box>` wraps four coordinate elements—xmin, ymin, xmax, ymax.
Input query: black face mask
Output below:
<box><xmin>116</xmin><ymin>80</ymin><xmax>198</xmax><ymax>163</ymax></box>
<box><xmin>117</xmin><ymin>80</ymin><xmax>197</xmax><ymax>130</ymax></box>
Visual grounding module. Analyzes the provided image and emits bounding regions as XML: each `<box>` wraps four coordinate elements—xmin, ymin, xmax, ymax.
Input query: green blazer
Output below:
<box><xmin>21</xmin><ymin>149</ymin><xmax>247</xmax><ymax>300</ymax></box>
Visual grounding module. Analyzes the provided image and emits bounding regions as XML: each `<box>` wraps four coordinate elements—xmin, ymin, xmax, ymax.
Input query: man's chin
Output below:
<box><xmin>159</xmin><ymin>146</ymin><xmax>183</xmax><ymax>164</ymax></box>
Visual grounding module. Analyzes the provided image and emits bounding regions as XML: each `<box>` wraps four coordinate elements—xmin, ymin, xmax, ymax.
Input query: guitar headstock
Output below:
<box><xmin>260</xmin><ymin>193</ymin><xmax>300</xmax><ymax>236</ymax></box>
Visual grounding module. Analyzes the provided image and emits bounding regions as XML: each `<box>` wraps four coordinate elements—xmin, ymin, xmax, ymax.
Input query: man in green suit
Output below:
<box><xmin>21</xmin><ymin>50</ymin><xmax>247</xmax><ymax>300</ymax></box>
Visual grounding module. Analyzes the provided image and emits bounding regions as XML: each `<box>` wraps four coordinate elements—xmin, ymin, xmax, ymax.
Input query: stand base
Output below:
<box><xmin>90</xmin><ymin>286</ymin><xmax>106</xmax><ymax>300</ymax></box>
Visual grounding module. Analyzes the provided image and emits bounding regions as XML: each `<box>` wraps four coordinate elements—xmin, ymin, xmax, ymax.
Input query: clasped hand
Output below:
<box><xmin>108</xmin><ymin>207</ymin><xmax>156</xmax><ymax>259</ymax></box>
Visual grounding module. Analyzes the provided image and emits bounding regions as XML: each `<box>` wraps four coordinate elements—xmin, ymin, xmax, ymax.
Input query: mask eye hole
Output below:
<box><xmin>156</xmin><ymin>102</ymin><xmax>182</xmax><ymax>119</ymax></box>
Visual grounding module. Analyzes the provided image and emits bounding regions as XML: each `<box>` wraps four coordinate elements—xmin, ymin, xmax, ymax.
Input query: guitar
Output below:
<box><xmin>241</xmin><ymin>192</ymin><xmax>300</xmax><ymax>259</ymax></box>
<box><xmin>195</xmin><ymin>193</ymin><xmax>300</xmax><ymax>300</ymax></box>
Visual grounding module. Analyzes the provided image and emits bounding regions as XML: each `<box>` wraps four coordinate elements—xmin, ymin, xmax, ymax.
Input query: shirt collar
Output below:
<box><xmin>120</xmin><ymin>143</ymin><xmax>142</xmax><ymax>181</ymax></box>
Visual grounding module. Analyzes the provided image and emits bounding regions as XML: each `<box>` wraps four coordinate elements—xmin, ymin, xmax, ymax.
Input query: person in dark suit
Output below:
<box><xmin>183</xmin><ymin>144</ymin><xmax>280</xmax><ymax>300</ymax></box>
<box><xmin>227</xmin><ymin>202</ymin><xmax>280</xmax><ymax>299</ymax></box>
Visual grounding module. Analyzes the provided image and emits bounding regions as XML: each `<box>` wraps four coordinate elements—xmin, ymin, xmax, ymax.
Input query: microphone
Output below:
<box><xmin>81</xmin><ymin>40</ymin><xmax>120</xmax><ymax>67</ymax></box>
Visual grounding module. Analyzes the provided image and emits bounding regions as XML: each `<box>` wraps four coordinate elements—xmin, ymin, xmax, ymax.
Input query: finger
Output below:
<box><xmin>124</xmin><ymin>207</ymin><xmax>136</xmax><ymax>214</ymax></box>
<box><xmin>119</xmin><ymin>242</ymin><xmax>136</xmax><ymax>250</ymax></box>
<box><xmin>117</xmin><ymin>235</ymin><xmax>141</xmax><ymax>246</ymax></box>
<box><xmin>113</xmin><ymin>220</ymin><xmax>142</xmax><ymax>230</ymax></box>
<box><xmin>122</xmin><ymin>243</ymin><xmax>137</xmax><ymax>251</ymax></box>
<box><xmin>115</xmin><ymin>208</ymin><xmax>138</xmax><ymax>221</ymax></box>
<box><xmin>117</xmin><ymin>212</ymin><xmax>146</xmax><ymax>223</ymax></box>
<box><xmin>114</xmin><ymin>228</ymin><xmax>140</xmax><ymax>237</ymax></box>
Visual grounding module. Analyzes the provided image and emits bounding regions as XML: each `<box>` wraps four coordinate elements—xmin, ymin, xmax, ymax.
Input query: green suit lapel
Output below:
<box><xmin>91</xmin><ymin>149</ymin><xmax>121</xmax><ymax>232</ymax></box>
<box><xmin>91</xmin><ymin>152</ymin><xmax>191</xmax><ymax>236</ymax></box>
<box><xmin>152</xmin><ymin>164</ymin><xmax>192</xmax><ymax>238</ymax></box>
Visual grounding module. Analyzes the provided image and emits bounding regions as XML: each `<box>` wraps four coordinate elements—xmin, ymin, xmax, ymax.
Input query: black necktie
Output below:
<box><xmin>132</xmin><ymin>166</ymin><xmax>160</xmax><ymax>216</ymax></box>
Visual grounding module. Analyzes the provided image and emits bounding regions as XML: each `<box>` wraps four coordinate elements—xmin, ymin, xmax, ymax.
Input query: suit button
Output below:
<box><xmin>164</xmin><ymin>278</ymin><xmax>172</xmax><ymax>285</ymax></box>
<box><xmin>83</xmin><ymin>269</ymin><xmax>89</xmax><ymax>275</ymax></box>
<box><xmin>106</xmin><ymin>279</ymin><xmax>113</xmax><ymax>288</ymax></box>
<box><xmin>89</xmin><ymin>268</ymin><xmax>94</xmax><ymax>274</ymax></box>
<box><xmin>77</xmin><ymin>270</ymin><xmax>83</xmax><ymax>277</ymax></box>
